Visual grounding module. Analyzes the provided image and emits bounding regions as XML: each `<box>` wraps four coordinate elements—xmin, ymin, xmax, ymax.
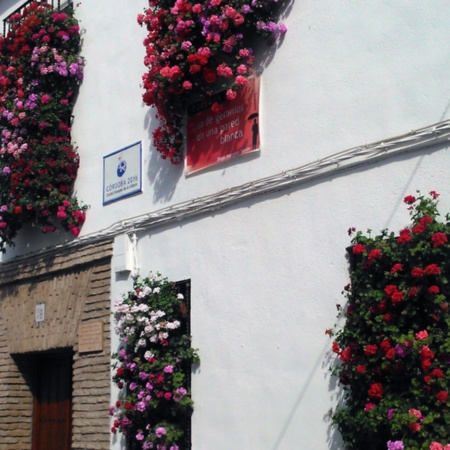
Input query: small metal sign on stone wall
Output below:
<box><xmin>78</xmin><ymin>321</ymin><xmax>104</xmax><ymax>353</ymax></box>
<box><xmin>35</xmin><ymin>303</ymin><xmax>46</xmax><ymax>323</ymax></box>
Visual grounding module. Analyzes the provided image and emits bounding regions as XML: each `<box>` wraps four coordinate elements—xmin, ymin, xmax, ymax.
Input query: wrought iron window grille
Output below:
<box><xmin>3</xmin><ymin>0</ymin><xmax>72</xmax><ymax>36</ymax></box>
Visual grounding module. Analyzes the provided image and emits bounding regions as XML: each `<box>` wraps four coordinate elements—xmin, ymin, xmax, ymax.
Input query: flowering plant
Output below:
<box><xmin>138</xmin><ymin>0</ymin><xmax>287</xmax><ymax>164</ymax></box>
<box><xmin>328</xmin><ymin>191</ymin><xmax>450</xmax><ymax>450</ymax></box>
<box><xmin>110</xmin><ymin>273</ymin><xmax>200</xmax><ymax>450</ymax></box>
<box><xmin>0</xmin><ymin>2</ymin><xmax>86</xmax><ymax>251</ymax></box>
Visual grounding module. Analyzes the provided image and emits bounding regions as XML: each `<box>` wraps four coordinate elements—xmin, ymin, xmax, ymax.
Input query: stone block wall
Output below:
<box><xmin>0</xmin><ymin>238</ymin><xmax>113</xmax><ymax>449</ymax></box>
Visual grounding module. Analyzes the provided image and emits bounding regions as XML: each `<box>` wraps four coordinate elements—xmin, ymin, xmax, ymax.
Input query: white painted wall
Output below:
<box><xmin>2</xmin><ymin>1</ymin><xmax>450</xmax><ymax>449</ymax></box>
<box><xmin>110</xmin><ymin>146</ymin><xmax>450</xmax><ymax>449</ymax></box>
<box><xmin>2</xmin><ymin>0</ymin><xmax>450</xmax><ymax>255</ymax></box>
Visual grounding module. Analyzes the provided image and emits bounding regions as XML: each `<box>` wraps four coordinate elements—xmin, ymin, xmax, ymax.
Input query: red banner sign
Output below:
<box><xmin>186</xmin><ymin>77</ymin><xmax>260</xmax><ymax>174</ymax></box>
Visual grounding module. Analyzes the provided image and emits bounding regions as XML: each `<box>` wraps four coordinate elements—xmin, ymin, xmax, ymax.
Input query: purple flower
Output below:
<box><xmin>129</xmin><ymin>382</ymin><xmax>137</xmax><ymax>391</ymax></box>
<box><xmin>387</xmin><ymin>441</ymin><xmax>404</xmax><ymax>450</ymax></box>
<box><xmin>155</xmin><ymin>427</ymin><xmax>166</xmax><ymax>438</ymax></box>
<box><xmin>387</xmin><ymin>408</ymin><xmax>395</xmax><ymax>420</ymax></box>
<box><xmin>136</xmin><ymin>430</ymin><xmax>145</xmax><ymax>441</ymax></box>
<box><xmin>395</xmin><ymin>344</ymin><xmax>407</xmax><ymax>357</ymax></box>
<box><xmin>174</xmin><ymin>387</ymin><xmax>187</xmax><ymax>402</ymax></box>
<box><xmin>267</xmin><ymin>21</ymin><xmax>278</xmax><ymax>33</ymax></box>
<box><xmin>163</xmin><ymin>365</ymin><xmax>174</xmax><ymax>373</ymax></box>
<box><xmin>136</xmin><ymin>401</ymin><xmax>146</xmax><ymax>412</ymax></box>
<box><xmin>69</xmin><ymin>63</ymin><xmax>79</xmax><ymax>75</ymax></box>
<box><xmin>121</xmin><ymin>417</ymin><xmax>131</xmax><ymax>426</ymax></box>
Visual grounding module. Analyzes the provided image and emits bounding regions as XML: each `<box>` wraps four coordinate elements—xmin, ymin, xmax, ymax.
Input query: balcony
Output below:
<box><xmin>3</xmin><ymin>0</ymin><xmax>72</xmax><ymax>35</ymax></box>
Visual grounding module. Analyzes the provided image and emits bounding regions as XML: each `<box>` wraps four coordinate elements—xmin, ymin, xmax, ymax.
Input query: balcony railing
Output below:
<box><xmin>3</xmin><ymin>0</ymin><xmax>72</xmax><ymax>36</ymax></box>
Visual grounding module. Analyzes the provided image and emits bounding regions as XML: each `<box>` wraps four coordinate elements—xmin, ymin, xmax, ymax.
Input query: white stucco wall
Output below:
<box><xmin>2</xmin><ymin>1</ymin><xmax>450</xmax><ymax>449</ymax></box>
<box><xmin>110</xmin><ymin>145</ymin><xmax>450</xmax><ymax>449</ymax></box>
<box><xmin>2</xmin><ymin>0</ymin><xmax>450</xmax><ymax>255</ymax></box>
<box><xmin>73</xmin><ymin>0</ymin><xmax>450</xmax><ymax>236</ymax></box>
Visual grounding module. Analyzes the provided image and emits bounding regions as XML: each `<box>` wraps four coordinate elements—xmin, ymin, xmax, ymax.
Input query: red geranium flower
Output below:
<box><xmin>386</xmin><ymin>348</ymin><xmax>396</xmax><ymax>359</ymax></box>
<box><xmin>431</xmin><ymin>368</ymin><xmax>443</xmax><ymax>379</ymax></box>
<box><xmin>408</xmin><ymin>422</ymin><xmax>421</xmax><ymax>433</ymax></box>
<box><xmin>425</xmin><ymin>264</ymin><xmax>441</xmax><ymax>275</ymax></box>
<box><xmin>408</xmin><ymin>286</ymin><xmax>419</xmax><ymax>296</ymax></box>
<box><xmin>421</xmin><ymin>215</ymin><xmax>433</xmax><ymax>225</ymax></box>
<box><xmin>397</xmin><ymin>228</ymin><xmax>411</xmax><ymax>244</ymax></box>
<box><xmin>391</xmin><ymin>291</ymin><xmax>403</xmax><ymax>303</ymax></box>
<box><xmin>380</xmin><ymin>339</ymin><xmax>391</xmax><ymax>352</ymax></box>
<box><xmin>391</xmin><ymin>263</ymin><xmax>403</xmax><ymax>273</ymax></box>
<box><xmin>411</xmin><ymin>267</ymin><xmax>425</xmax><ymax>277</ymax></box>
<box><xmin>364</xmin><ymin>344</ymin><xmax>378</xmax><ymax>356</ymax></box>
<box><xmin>368</xmin><ymin>249</ymin><xmax>382</xmax><ymax>261</ymax></box>
<box><xmin>428</xmin><ymin>285</ymin><xmax>440</xmax><ymax>294</ymax></box>
<box><xmin>368</xmin><ymin>383</ymin><xmax>383</xmax><ymax>399</ymax></box>
<box><xmin>339</xmin><ymin>346</ymin><xmax>352</xmax><ymax>363</ymax></box>
<box><xmin>431</xmin><ymin>232</ymin><xmax>448</xmax><ymax>247</ymax></box>
<box><xmin>352</xmin><ymin>243</ymin><xmax>366</xmax><ymax>254</ymax></box>
<box><xmin>404</xmin><ymin>195</ymin><xmax>416</xmax><ymax>204</ymax></box>
<box><xmin>384</xmin><ymin>285</ymin><xmax>398</xmax><ymax>295</ymax></box>
<box><xmin>435</xmin><ymin>391</ymin><xmax>448</xmax><ymax>403</ymax></box>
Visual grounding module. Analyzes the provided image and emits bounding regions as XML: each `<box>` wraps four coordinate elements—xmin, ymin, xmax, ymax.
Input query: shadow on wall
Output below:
<box><xmin>324</xmin><ymin>343</ymin><xmax>345</xmax><ymax>450</ymax></box>
<box><xmin>144</xmin><ymin>107</ymin><xmax>184</xmax><ymax>203</ymax></box>
<box><xmin>270</xmin><ymin>340</ymin><xmax>344</xmax><ymax>450</ymax></box>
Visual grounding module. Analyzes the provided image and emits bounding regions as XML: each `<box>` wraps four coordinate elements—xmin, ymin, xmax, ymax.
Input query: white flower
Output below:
<box><xmin>125</xmin><ymin>313</ymin><xmax>135</xmax><ymax>323</ymax></box>
<box><xmin>116</xmin><ymin>304</ymin><xmax>130</xmax><ymax>313</ymax></box>
<box><xmin>137</xmin><ymin>338</ymin><xmax>146</xmax><ymax>347</ymax></box>
<box><xmin>144</xmin><ymin>350</ymin><xmax>154</xmax><ymax>360</ymax></box>
<box><xmin>138</xmin><ymin>286</ymin><xmax>152</xmax><ymax>298</ymax></box>
<box><xmin>153</xmin><ymin>287</ymin><xmax>160</xmax><ymax>294</ymax></box>
<box><xmin>148</xmin><ymin>273</ymin><xmax>159</xmax><ymax>282</ymax></box>
<box><xmin>177</xmin><ymin>293</ymin><xmax>184</xmax><ymax>300</ymax></box>
<box><xmin>167</xmin><ymin>320</ymin><xmax>181</xmax><ymax>330</ymax></box>
<box><xmin>138</xmin><ymin>304</ymin><xmax>149</xmax><ymax>312</ymax></box>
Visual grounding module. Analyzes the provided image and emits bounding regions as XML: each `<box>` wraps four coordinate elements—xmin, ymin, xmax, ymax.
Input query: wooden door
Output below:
<box><xmin>32</xmin><ymin>352</ymin><xmax>73</xmax><ymax>450</ymax></box>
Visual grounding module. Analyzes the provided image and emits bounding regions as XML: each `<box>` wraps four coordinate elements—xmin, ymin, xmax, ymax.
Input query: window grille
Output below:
<box><xmin>3</xmin><ymin>0</ymin><xmax>72</xmax><ymax>36</ymax></box>
<box><xmin>176</xmin><ymin>279</ymin><xmax>193</xmax><ymax>450</ymax></box>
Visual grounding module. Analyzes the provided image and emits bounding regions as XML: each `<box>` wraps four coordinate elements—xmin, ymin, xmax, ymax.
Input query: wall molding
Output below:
<box><xmin>3</xmin><ymin>119</ymin><xmax>450</xmax><ymax>259</ymax></box>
